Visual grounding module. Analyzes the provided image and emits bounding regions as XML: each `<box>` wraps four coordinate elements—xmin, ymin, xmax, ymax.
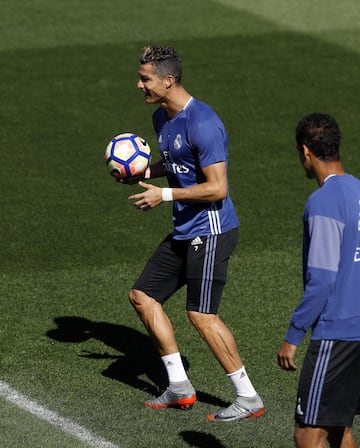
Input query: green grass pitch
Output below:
<box><xmin>1</xmin><ymin>1</ymin><xmax>360</xmax><ymax>446</ymax></box>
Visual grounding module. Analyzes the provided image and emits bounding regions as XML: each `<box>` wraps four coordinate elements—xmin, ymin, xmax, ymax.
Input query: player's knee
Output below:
<box><xmin>128</xmin><ymin>288</ymin><xmax>144</xmax><ymax>309</ymax></box>
<box><xmin>294</xmin><ymin>427</ymin><xmax>306</xmax><ymax>448</ymax></box>
<box><xmin>293</xmin><ymin>426</ymin><xmax>324</xmax><ymax>448</ymax></box>
<box><xmin>128</xmin><ymin>288</ymin><xmax>154</xmax><ymax>312</ymax></box>
<box><xmin>187</xmin><ymin>310</ymin><xmax>214</xmax><ymax>336</ymax></box>
<box><xmin>187</xmin><ymin>310</ymin><xmax>201</xmax><ymax>327</ymax></box>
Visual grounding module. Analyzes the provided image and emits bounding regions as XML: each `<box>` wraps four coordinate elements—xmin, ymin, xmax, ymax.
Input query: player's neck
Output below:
<box><xmin>160</xmin><ymin>87</ymin><xmax>192</xmax><ymax>118</ymax></box>
<box><xmin>316</xmin><ymin>161</ymin><xmax>345</xmax><ymax>186</ymax></box>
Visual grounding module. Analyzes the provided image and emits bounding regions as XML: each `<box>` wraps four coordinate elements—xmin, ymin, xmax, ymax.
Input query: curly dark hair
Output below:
<box><xmin>139</xmin><ymin>45</ymin><xmax>182</xmax><ymax>83</ymax></box>
<box><xmin>295</xmin><ymin>113</ymin><xmax>341</xmax><ymax>161</ymax></box>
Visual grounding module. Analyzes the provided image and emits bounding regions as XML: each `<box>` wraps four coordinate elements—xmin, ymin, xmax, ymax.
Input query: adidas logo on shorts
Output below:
<box><xmin>191</xmin><ymin>236</ymin><xmax>203</xmax><ymax>251</ymax></box>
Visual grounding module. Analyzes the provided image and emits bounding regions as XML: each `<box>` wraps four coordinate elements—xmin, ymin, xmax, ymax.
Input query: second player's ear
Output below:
<box><xmin>303</xmin><ymin>144</ymin><xmax>311</xmax><ymax>158</ymax></box>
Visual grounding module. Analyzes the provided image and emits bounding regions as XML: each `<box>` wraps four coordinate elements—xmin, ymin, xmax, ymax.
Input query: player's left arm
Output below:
<box><xmin>128</xmin><ymin>161</ymin><xmax>227</xmax><ymax>210</ymax></box>
<box><xmin>280</xmin><ymin>213</ymin><xmax>343</xmax><ymax>350</ymax></box>
<box><xmin>174</xmin><ymin>161</ymin><xmax>228</xmax><ymax>202</ymax></box>
<box><xmin>112</xmin><ymin>160</ymin><xmax>165</xmax><ymax>185</ymax></box>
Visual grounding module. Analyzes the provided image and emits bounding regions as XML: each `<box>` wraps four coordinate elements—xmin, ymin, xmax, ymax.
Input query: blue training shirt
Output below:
<box><xmin>285</xmin><ymin>174</ymin><xmax>360</xmax><ymax>345</ymax></box>
<box><xmin>152</xmin><ymin>97</ymin><xmax>239</xmax><ymax>240</ymax></box>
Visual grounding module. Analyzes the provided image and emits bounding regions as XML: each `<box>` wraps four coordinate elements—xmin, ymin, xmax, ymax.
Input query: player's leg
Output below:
<box><xmin>294</xmin><ymin>425</ymin><xmax>356</xmax><ymax>448</ymax></box>
<box><xmin>129</xmin><ymin>289</ymin><xmax>179</xmax><ymax>356</ymax></box>
<box><xmin>129</xmin><ymin>235</ymin><xmax>196</xmax><ymax>409</ymax></box>
<box><xmin>187</xmin><ymin>310</ymin><xmax>263</xmax><ymax>421</ymax></box>
<box><xmin>295</xmin><ymin>341</ymin><xmax>360</xmax><ymax>447</ymax></box>
<box><xmin>294</xmin><ymin>425</ymin><xmax>328</xmax><ymax>448</ymax></box>
<box><xmin>187</xmin><ymin>311</ymin><xmax>241</xmax><ymax>373</ymax></box>
<box><xmin>338</xmin><ymin>427</ymin><xmax>356</xmax><ymax>448</ymax></box>
<box><xmin>186</xmin><ymin>229</ymin><xmax>263</xmax><ymax>422</ymax></box>
<box><xmin>328</xmin><ymin>427</ymin><xmax>356</xmax><ymax>448</ymax></box>
<box><xmin>130</xmin><ymin>289</ymin><xmax>196</xmax><ymax>409</ymax></box>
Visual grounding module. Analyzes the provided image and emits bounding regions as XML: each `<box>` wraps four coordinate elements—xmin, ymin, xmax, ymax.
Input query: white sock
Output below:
<box><xmin>161</xmin><ymin>352</ymin><xmax>189</xmax><ymax>383</ymax></box>
<box><xmin>227</xmin><ymin>366</ymin><xmax>257</xmax><ymax>397</ymax></box>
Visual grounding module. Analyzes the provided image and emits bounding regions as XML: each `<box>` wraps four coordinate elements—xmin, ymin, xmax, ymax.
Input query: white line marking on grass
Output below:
<box><xmin>0</xmin><ymin>380</ymin><xmax>119</xmax><ymax>448</ymax></box>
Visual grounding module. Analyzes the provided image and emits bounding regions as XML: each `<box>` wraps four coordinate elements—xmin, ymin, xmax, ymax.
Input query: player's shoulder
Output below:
<box><xmin>305</xmin><ymin>174</ymin><xmax>359</xmax><ymax>216</ymax></box>
<box><xmin>185</xmin><ymin>98</ymin><xmax>225</xmax><ymax>134</ymax></box>
<box><xmin>320</xmin><ymin>174</ymin><xmax>360</xmax><ymax>196</ymax></box>
<box><xmin>187</xmin><ymin>98</ymin><xmax>218</xmax><ymax>118</ymax></box>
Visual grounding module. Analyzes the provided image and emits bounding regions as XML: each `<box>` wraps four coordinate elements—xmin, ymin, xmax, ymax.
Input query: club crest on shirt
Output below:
<box><xmin>174</xmin><ymin>134</ymin><xmax>182</xmax><ymax>150</ymax></box>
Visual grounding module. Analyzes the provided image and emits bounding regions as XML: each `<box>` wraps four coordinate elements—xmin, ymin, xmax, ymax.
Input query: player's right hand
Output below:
<box><xmin>277</xmin><ymin>341</ymin><xmax>298</xmax><ymax>371</ymax></box>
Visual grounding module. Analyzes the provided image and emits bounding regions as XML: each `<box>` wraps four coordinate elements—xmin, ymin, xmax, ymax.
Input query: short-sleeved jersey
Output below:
<box><xmin>285</xmin><ymin>174</ymin><xmax>360</xmax><ymax>346</ymax></box>
<box><xmin>152</xmin><ymin>97</ymin><xmax>239</xmax><ymax>240</ymax></box>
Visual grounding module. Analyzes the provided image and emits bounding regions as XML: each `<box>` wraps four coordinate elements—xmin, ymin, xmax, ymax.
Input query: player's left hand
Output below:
<box><xmin>128</xmin><ymin>181</ymin><xmax>163</xmax><ymax>211</ymax></box>
<box><xmin>277</xmin><ymin>341</ymin><xmax>298</xmax><ymax>371</ymax></box>
<box><xmin>111</xmin><ymin>167</ymin><xmax>151</xmax><ymax>185</ymax></box>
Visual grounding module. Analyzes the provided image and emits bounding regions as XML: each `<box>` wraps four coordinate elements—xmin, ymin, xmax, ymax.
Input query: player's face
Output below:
<box><xmin>137</xmin><ymin>63</ymin><xmax>167</xmax><ymax>104</ymax></box>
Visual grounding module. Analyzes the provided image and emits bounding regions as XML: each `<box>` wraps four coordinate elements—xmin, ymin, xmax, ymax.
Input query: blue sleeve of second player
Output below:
<box><xmin>285</xmin><ymin>267</ymin><xmax>337</xmax><ymax>345</ymax></box>
<box><xmin>285</xmin><ymin>214</ymin><xmax>343</xmax><ymax>345</ymax></box>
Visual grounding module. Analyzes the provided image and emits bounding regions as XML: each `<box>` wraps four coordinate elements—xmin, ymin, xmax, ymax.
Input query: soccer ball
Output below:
<box><xmin>105</xmin><ymin>133</ymin><xmax>151</xmax><ymax>178</ymax></box>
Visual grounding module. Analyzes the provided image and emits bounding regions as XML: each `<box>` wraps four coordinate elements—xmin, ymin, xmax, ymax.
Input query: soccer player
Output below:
<box><xmin>277</xmin><ymin>113</ymin><xmax>360</xmax><ymax>447</ymax></box>
<box><xmin>114</xmin><ymin>45</ymin><xmax>264</xmax><ymax>422</ymax></box>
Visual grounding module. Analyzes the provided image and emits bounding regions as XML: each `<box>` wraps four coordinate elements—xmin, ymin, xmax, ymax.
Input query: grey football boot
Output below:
<box><xmin>208</xmin><ymin>394</ymin><xmax>264</xmax><ymax>422</ymax></box>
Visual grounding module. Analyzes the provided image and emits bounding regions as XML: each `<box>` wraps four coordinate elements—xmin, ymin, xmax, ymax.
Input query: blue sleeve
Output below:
<box><xmin>285</xmin><ymin>213</ymin><xmax>344</xmax><ymax>345</ymax></box>
<box><xmin>188</xmin><ymin>111</ymin><xmax>228</xmax><ymax>168</ymax></box>
<box><xmin>285</xmin><ymin>268</ymin><xmax>337</xmax><ymax>345</ymax></box>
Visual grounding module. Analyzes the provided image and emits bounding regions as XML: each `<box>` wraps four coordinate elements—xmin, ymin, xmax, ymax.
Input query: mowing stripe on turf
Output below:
<box><xmin>0</xmin><ymin>380</ymin><xmax>119</xmax><ymax>448</ymax></box>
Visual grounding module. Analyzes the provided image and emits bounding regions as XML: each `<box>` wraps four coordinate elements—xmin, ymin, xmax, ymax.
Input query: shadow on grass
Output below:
<box><xmin>180</xmin><ymin>431</ymin><xmax>227</xmax><ymax>448</ymax></box>
<box><xmin>46</xmin><ymin>316</ymin><xmax>229</xmax><ymax>408</ymax></box>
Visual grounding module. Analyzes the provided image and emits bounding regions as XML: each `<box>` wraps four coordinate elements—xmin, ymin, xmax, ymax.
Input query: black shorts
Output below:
<box><xmin>295</xmin><ymin>340</ymin><xmax>360</xmax><ymax>427</ymax></box>
<box><xmin>132</xmin><ymin>227</ymin><xmax>239</xmax><ymax>314</ymax></box>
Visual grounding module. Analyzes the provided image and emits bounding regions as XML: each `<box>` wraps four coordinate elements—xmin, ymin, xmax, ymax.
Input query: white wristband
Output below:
<box><xmin>162</xmin><ymin>188</ymin><xmax>173</xmax><ymax>201</ymax></box>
